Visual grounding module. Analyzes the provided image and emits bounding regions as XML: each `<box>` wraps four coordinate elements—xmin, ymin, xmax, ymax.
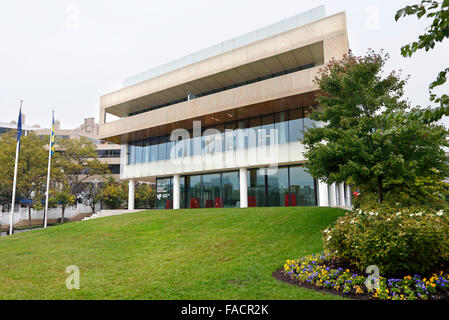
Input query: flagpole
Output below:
<box><xmin>9</xmin><ymin>100</ymin><xmax>23</xmax><ymax>235</ymax></box>
<box><xmin>44</xmin><ymin>110</ymin><xmax>54</xmax><ymax>229</ymax></box>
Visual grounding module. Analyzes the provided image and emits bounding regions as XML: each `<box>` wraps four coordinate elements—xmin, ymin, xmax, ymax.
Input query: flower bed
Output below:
<box><xmin>281</xmin><ymin>253</ymin><xmax>449</xmax><ymax>300</ymax></box>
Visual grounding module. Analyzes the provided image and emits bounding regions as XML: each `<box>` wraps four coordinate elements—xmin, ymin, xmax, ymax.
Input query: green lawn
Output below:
<box><xmin>0</xmin><ymin>207</ymin><xmax>346</xmax><ymax>300</ymax></box>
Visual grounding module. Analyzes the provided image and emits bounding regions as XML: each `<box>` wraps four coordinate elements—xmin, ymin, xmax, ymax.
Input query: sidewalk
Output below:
<box><xmin>81</xmin><ymin>209</ymin><xmax>145</xmax><ymax>221</ymax></box>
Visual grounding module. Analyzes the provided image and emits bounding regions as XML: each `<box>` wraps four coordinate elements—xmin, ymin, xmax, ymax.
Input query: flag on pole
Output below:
<box><xmin>50</xmin><ymin>115</ymin><xmax>55</xmax><ymax>156</ymax></box>
<box><xmin>17</xmin><ymin>106</ymin><xmax>22</xmax><ymax>149</ymax></box>
<box><xmin>9</xmin><ymin>101</ymin><xmax>23</xmax><ymax>235</ymax></box>
<box><xmin>44</xmin><ymin>111</ymin><xmax>55</xmax><ymax>229</ymax></box>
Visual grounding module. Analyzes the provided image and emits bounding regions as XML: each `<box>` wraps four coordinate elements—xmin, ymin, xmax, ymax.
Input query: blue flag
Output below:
<box><xmin>17</xmin><ymin>107</ymin><xmax>22</xmax><ymax>149</ymax></box>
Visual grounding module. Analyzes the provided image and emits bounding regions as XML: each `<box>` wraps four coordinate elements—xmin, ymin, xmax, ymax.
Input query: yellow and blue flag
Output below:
<box><xmin>50</xmin><ymin>114</ymin><xmax>55</xmax><ymax>156</ymax></box>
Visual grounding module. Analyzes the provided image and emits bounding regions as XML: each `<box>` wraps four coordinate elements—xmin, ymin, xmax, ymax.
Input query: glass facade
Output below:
<box><xmin>289</xmin><ymin>166</ymin><xmax>316</xmax><ymax>206</ymax></box>
<box><xmin>222</xmin><ymin>171</ymin><xmax>240</xmax><ymax>208</ymax></box>
<box><xmin>267</xmin><ymin>167</ymin><xmax>290</xmax><ymax>207</ymax></box>
<box><xmin>156</xmin><ymin>165</ymin><xmax>316</xmax><ymax>209</ymax></box>
<box><xmin>156</xmin><ymin>177</ymin><xmax>173</xmax><ymax>209</ymax></box>
<box><xmin>248</xmin><ymin>168</ymin><xmax>267</xmax><ymax>207</ymax></box>
<box><xmin>127</xmin><ymin>106</ymin><xmax>317</xmax><ymax>165</ymax></box>
<box><xmin>202</xmin><ymin>173</ymin><xmax>221</xmax><ymax>208</ymax></box>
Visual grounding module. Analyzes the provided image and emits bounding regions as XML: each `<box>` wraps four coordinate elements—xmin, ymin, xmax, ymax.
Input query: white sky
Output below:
<box><xmin>0</xmin><ymin>0</ymin><xmax>448</xmax><ymax>129</ymax></box>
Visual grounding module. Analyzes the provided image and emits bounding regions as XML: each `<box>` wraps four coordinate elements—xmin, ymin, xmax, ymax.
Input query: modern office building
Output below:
<box><xmin>99</xmin><ymin>6</ymin><xmax>352</xmax><ymax>210</ymax></box>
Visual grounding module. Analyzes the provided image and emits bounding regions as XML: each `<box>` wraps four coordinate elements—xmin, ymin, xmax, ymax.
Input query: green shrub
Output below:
<box><xmin>323</xmin><ymin>208</ymin><xmax>449</xmax><ymax>277</ymax></box>
<box><xmin>353</xmin><ymin>176</ymin><xmax>449</xmax><ymax>213</ymax></box>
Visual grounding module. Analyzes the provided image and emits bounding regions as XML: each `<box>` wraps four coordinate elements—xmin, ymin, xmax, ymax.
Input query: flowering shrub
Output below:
<box><xmin>323</xmin><ymin>208</ymin><xmax>449</xmax><ymax>277</ymax></box>
<box><xmin>284</xmin><ymin>253</ymin><xmax>449</xmax><ymax>300</ymax></box>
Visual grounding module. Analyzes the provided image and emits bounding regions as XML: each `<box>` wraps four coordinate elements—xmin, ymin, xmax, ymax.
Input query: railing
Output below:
<box><xmin>0</xmin><ymin>203</ymin><xmax>100</xmax><ymax>226</ymax></box>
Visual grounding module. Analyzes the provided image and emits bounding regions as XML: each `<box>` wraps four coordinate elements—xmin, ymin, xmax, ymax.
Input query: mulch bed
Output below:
<box><xmin>273</xmin><ymin>265</ymin><xmax>449</xmax><ymax>300</ymax></box>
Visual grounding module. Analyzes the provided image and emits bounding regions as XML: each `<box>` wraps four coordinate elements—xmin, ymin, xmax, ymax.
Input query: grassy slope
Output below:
<box><xmin>0</xmin><ymin>207</ymin><xmax>346</xmax><ymax>300</ymax></box>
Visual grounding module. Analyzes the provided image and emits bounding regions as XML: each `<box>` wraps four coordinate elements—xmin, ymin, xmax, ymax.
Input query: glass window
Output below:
<box><xmin>202</xmin><ymin>173</ymin><xmax>221</xmax><ymax>208</ymax></box>
<box><xmin>202</xmin><ymin>127</ymin><xmax>216</xmax><ymax>156</ymax></box>
<box><xmin>191</xmin><ymin>131</ymin><xmax>202</xmax><ymax>157</ymax></box>
<box><xmin>158</xmin><ymin>136</ymin><xmax>167</xmax><ymax>161</ymax></box>
<box><xmin>267</xmin><ymin>167</ymin><xmax>289</xmax><ymax>207</ymax></box>
<box><xmin>214</xmin><ymin>124</ymin><xmax>225</xmax><ymax>154</ymax></box>
<box><xmin>150</xmin><ymin>137</ymin><xmax>159</xmax><ymax>162</ymax></box>
<box><xmin>225</xmin><ymin>122</ymin><xmax>237</xmax><ymax>152</ymax></box>
<box><xmin>180</xmin><ymin>176</ymin><xmax>186</xmax><ymax>209</ymax></box>
<box><xmin>222</xmin><ymin>171</ymin><xmax>240</xmax><ymax>208</ymax></box>
<box><xmin>289</xmin><ymin>166</ymin><xmax>316</xmax><ymax>206</ymax></box>
<box><xmin>128</xmin><ymin>144</ymin><xmax>136</xmax><ymax>165</ymax></box>
<box><xmin>248</xmin><ymin>168</ymin><xmax>266</xmax><ymax>207</ymax></box>
<box><xmin>303</xmin><ymin>106</ymin><xmax>316</xmax><ymax>134</ymax></box>
<box><xmin>187</xmin><ymin>175</ymin><xmax>202</xmax><ymax>208</ymax></box>
<box><xmin>288</xmin><ymin>109</ymin><xmax>304</xmax><ymax>143</ymax></box>
<box><xmin>135</xmin><ymin>140</ymin><xmax>143</xmax><ymax>163</ymax></box>
<box><xmin>156</xmin><ymin>178</ymin><xmax>172</xmax><ymax>209</ymax></box>
<box><xmin>166</xmin><ymin>138</ymin><xmax>175</xmax><ymax>160</ymax></box>
<box><xmin>275</xmin><ymin>111</ymin><xmax>289</xmax><ymax>144</ymax></box>
<box><xmin>236</xmin><ymin>120</ymin><xmax>248</xmax><ymax>150</ymax></box>
<box><xmin>248</xmin><ymin>118</ymin><xmax>260</xmax><ymax>149</ymax></box>
<box><xmin>143</xmin><ymin>139</ymin><xmax>150</xmax><ymax>163</ymax></box>
<box><xmin>260</xmin><ymin>115</ymin><xmax>275</xmax><ymax>147</ymax></box>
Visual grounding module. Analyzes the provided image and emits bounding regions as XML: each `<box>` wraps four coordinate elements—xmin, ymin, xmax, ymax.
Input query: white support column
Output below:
<box><xmin>318</xmin><ymin>180</ymin><xmax>329</xmax><ymax>207</ymax></box>
<box><xmin>128</xmin><ymin>179</ymin><xmax>135</xmax><ymax>211</ymax></box>
<box><xmin>239</xmin><ymin>168</ymin><xmax>248</xmax><ymax>208</ymax></box>
<box><xmin>346</xmin><ymin>184</ymin><xmax>352</xmax><ymax>207</ymax></box>
<box><xmin>173</xmin><ymin>174</ymin><xmax>180</xmax><ymax>210</ymax></box>
<box><xmin>339</xmin><ymin>183</ymin><xmax>345</xmax><ymax>208</ymax></box>
<box><xmin>329</xmin><ymin>183</ymin><xmax>337</xmax><ymax>207</ymax></box>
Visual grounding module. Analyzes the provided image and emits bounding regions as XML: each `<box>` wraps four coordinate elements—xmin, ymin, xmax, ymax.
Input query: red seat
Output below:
<box><xmin>214</xmin><ymin>198</ymin><xmax>222</xmax><ymax>208</ymax></box>
<box><xmin>190</xmin><ymin>198</ymin><xmax>200</xmax><ymax>208</ymax></box>
<box><xmin>248</xmin><ymin>196</ymin><xmax>257</xmax><ymax>207</ymax></box>
<box><xmin>291</xmin><ymin>194</ymin><xmax>297</xmax><ymax>207</ymax></box>
<box><xmin>165</xmin><ymin>200</ymin><xmax>171</xmax><ymax>209</ymax></box>
<box><xmin>284</xmin><ymin>194</ymin><xmax>290</xmax><ymax>207</ymax></box>
<box><xmin>205</xmin><ymin>199</ymin><xmax>214</xmax><ymax>208</ymax></box>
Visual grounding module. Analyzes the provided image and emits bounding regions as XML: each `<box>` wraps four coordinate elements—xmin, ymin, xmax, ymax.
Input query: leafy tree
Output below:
<box><xmin>53</xmin><ymin>136</ymin><xmax>109</xmax><ymax>196</ymax></box>
<box><xmin>101</xmin><ymin>177</ymin><xmax>127</xmax><ymax>209</ymax></box>
<box><xmin>0</xmin><ymin>131</ymin><xmax>57</xmax><ymax>224</ymax></box>
<box><xmin>83</xmin><ymin>181</ymin><xmax>103</xmax><ymax>213</ymax></box>
<box><xmin>303</xmin><ymin>50</ymin><xmax>449</xmax><ymax>205</ymax></box>
<box><xmin>52</xmin><ymin>183</ymin><xmax>75</xmax><ymax>223</ymax></box>
<box><xmin>135</xmin><ymin>184</ymin><xmax>156</xmax><ymax>209</ymax></box>
<box><xmin>394</xmin><ymin>0</ymin><xmax>449</xmax><ymax>121</ymax></box>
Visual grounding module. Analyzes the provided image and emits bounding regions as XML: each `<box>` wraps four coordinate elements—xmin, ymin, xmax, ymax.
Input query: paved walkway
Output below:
<box><xmin>1</xmin><ymin>227</ymin><xmax>43</xmax><ymax>237</ymax></box>
<box><xmin>81</xmin><ymin>209</ymin><xmax>145</xmax><ymax>222</ymax></box>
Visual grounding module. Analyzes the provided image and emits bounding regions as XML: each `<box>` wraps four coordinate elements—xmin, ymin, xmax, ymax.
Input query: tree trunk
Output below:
<box><xmin>62</xmin><ymin>206</ymin><xmax>65</xmax><ymax>223</ymax></box>
<box><xmin>28</xmin><ymin>206</ymin><xmax>31</xmax><ymax>226</ymax></box>
<box><xmin>378</xmin><ymin>176</ymin><xmax>384</xmax><ymax>204</ymax></box>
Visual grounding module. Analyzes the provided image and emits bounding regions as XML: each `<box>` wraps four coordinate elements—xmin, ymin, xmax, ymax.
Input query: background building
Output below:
<box><xmin>33</xmin><ymin>117</ymin><xmax>121</xmax><ymax>182</ymax></box>
<box><xmin>99</xmin><ymin>6</ymin><xmax>351</xmax><ymax>210</ymax></box>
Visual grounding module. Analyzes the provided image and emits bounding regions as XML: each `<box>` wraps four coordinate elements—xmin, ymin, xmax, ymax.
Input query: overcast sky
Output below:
<box><xmin>1</xmin><ymin>0</ymin><xmax>448</xmax><ymax>129</ymax></box>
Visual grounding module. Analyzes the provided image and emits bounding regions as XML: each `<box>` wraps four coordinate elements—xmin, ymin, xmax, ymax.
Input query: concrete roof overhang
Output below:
<box><xmin>106</xmin><ymin>42</ymin><xmax>324</xmax><ymax>118</ymax></box>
